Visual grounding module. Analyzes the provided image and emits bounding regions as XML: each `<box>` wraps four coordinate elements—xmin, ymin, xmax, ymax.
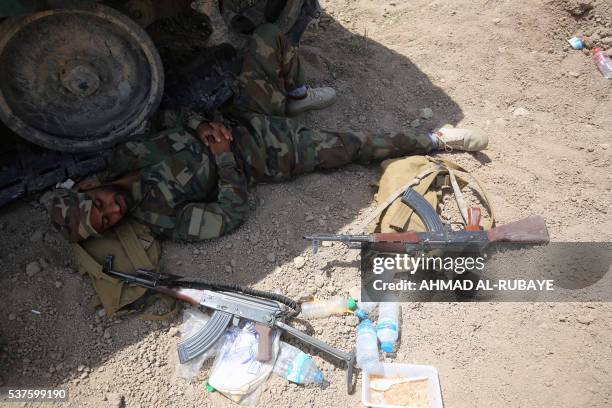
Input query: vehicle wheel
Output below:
<box><xmin>0</xmin><ymin>4</ymin><xmax>164</xmax><ymax>152</ymax></box>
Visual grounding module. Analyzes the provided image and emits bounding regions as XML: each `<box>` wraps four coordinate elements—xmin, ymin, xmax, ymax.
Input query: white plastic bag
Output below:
<box><xmin>176</xmin><ymin>307</ymin><xmax>224</xmax><ymax>381</ymax></box>
<box><xmin>208</xmin><ymin>321</ymin><xmax>280</xmax><ymax>406</ymax></box>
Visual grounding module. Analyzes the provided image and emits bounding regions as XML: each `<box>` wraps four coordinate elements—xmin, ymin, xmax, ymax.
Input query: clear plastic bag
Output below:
<box><xmin>176</xmin><ymin>307</ymin><xmax>224</xmax><ymax>381</ymax></box>
<box><xmin>208</xmin><ymin>321</ymin><xmax>280</xmax><ymax>406</ymax></box>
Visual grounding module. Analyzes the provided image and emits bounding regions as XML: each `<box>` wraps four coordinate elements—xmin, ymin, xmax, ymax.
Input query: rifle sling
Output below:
<box><xmin>430</xmin><ymin>157</ymin><xmax>496</xmax><ymax>229</ymax></box>
<box><xmin>115</xmin><ymin>222</ymin><xmax>155</xmax><ymax>271</ymax></box>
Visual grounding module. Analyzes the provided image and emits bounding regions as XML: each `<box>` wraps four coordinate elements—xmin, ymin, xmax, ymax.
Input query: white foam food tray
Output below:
<box><xmin>361</xmin><ymin>363</ymin><xmax>443</xmax><ymax>408</ymax></box>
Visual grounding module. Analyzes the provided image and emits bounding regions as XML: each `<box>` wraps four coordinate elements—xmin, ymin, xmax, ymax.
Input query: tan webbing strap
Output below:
<box><xmin>71</xmin><ymin>243</ymin><xmax>116</xmax><ymax>283</ymax></box>
<box><xmin>115</xmin><ymin>222</ymin><xmax>155</xmax><ymax>271</ymax></box>
<box><xmin>430</xmin><ymin>157</ymin><xmax>496</xmax><ymax>229</ymax></box>
<box><xmin>355</xmin><ymin>165</ymin><xmax>444</xmax><ymax>232</ymax></box>
<box><xmin>447</xmin><ymin>167</ymin><xmax>469</xmax><ymax>223</ymax></box>
<box><xmin>72</xmin><ymin>243</ymin><xmax>124</xmax><ymax>313</ymax></box>
<box><xmin>114</xmin><ymin>222</ymin><xmax>178</xmax><ymax>320</ymax></box>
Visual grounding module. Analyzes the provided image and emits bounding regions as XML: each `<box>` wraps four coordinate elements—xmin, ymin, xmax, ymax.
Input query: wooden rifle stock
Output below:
<box><xmin>372</xmin><ymin>231</ymin><xmax>420</xmax><ymax>243</ymax></box>
<box><xmin>154</xmin><ymin>286</ymin><xmax>202</xmax><ymax>306</ymax></box>
<box><xmin>486</xmin><ymin>215</ymin><xmax>549</xmax><ymax>243</ymax></box>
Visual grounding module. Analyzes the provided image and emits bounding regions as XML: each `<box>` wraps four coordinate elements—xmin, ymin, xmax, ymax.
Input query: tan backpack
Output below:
<box><xmin>71</xmin><ymin>220</ymin><xmax>160</xmax><ymax>317</ymax></box>
<box><xmin>362</xmin><ymin>155</ymin><xmax>496</xmax><ymax>233</ymax></box>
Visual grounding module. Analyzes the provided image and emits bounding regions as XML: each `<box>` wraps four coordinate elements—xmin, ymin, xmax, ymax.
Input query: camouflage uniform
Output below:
<box><xmin>48</xmin><ymin>189</ymin><xmax>101</xmax><ymax>242</ymax></box>
<box><xmin>225</xmin><ymin>25</ymin><xmax>433</xmax><ymax>204</ymax></box>
<box><xmin>87</xmin><ymin>24</ymin><xmax>434</xmax><ymax>242</ymax></box>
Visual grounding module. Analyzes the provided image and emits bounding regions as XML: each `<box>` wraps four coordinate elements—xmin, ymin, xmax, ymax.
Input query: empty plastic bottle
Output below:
<box><xmin>356</xmin><ymin>319</ymin><xmax>383</xmax><ymax>374</ymax></box>
<box><xmin>593</xmin><ymin>48</ymin><xmax>612</xmax><ymax>79</ymax></box>
<box><xmin>273</xmin><ymin>342</ymin><xmax>324</xmax><ymax>385</ymax></box>
<box><xmin>376</xmin><ymin>302</ymin><xmax>400</xmax><ymax>353</ymax></box>
<box><xmin>300</xmin><ymin>296</ymin><xmax>357</xmax><ymax>319</ymax></box>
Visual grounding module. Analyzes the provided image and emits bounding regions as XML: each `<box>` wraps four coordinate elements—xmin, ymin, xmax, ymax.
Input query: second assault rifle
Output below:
<box><xmin>101</xmin><ymin>256</ymin><xmax>357</xmax><ymax>394</ymax></box>
<box><xmin>304</xmin><ymin>187</ymin><xmax>550</xmax><ymax>253</ymax></box>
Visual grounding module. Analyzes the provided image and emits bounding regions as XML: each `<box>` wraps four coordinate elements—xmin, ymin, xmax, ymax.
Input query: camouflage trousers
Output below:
<box><xmin>231</xmin><ymin>23</ymin><xmax>305</xmax><ymax>116</ymax></box>
<box><xmin>227</xmin><ymin>24</ymin><xmax>435</xmax><ymax>184</ymax></box>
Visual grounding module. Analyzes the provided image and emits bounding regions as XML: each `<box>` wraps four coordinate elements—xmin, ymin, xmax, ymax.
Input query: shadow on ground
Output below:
<box><xmin>0</xmin><ymin>10</ymin><xmax>463</xmax><ymax>391</ymax></box>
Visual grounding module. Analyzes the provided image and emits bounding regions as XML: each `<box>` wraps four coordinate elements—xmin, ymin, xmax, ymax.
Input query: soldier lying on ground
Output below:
<box><xmin>48</xmin><ymin>24</ymin><xmax>488</xmax><ymax>243</ymax></box>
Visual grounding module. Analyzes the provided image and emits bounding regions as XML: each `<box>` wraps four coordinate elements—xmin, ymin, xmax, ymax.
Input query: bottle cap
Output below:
<box><xmin>357</xmin><ymin>319</ymin><xmax>373</xmax><ymax>331</ymax></box>
<box><xmin>347</xmin><ymin>297</ymin><xmax>357</xmax><ymax>310</ymax></box>
<box><xmin>380</xmin><ymin>342</ymin><xmax>394</xmax><ymax>353</ymax></box>
<box><xmin>355</xmin><ymin>309</ymin><xmax>367</xmax><ymax>320</ymax></box>
<box><xmin>568</xmin><ymin>36</ymin><xmax>584</xmax><ymax>50</ymax></box>
<box><xmin>205</xmin><ymin>381</ymin><xmax>216</xmax><ymax>392</ymax></box>
<box><xmin>314</xmin><ymin>370</ymin><xmax>324</xmax><ymax>384</ymax></box>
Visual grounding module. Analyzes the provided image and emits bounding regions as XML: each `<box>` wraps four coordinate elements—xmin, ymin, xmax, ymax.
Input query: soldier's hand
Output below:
<box><xmin>197</xmin><ymin>121</ymin><xmax>233</xmax><ymax>145</ymax></box>
<box><xmin>78</xmin><ymin>177</ymin><xmax>101</xmax><ymax>190</ymax></box>
<box><xmin>208</xmin><ymin>138</ymin><xmax>231</xmax><ymax>155</ymax></box>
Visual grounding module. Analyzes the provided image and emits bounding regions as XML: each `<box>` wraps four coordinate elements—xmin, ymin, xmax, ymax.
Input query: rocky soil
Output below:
<box><xmin>1</xmin><ymin>0</ymin><xmax>611</xmax><ymax>407</ymax></box>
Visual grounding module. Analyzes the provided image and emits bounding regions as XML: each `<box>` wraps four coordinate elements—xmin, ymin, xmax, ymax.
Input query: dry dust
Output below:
<box><xmin>1</xmin><ymin>0</ymin><xmax>611</xmax><ymax>407</ymax></box>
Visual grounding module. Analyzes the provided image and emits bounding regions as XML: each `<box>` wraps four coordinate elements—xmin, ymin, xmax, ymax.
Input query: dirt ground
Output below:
<box><xmin>1</xmin><ymin>0</ymin><xmax>611</xmax><ymax>407</ymax></box>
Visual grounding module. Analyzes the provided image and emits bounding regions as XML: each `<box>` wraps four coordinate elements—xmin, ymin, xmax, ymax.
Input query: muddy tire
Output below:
<box><xmin>0</xmin><ymin>4</ymin><xmax>164</xmax><ymax>152</ymax></box>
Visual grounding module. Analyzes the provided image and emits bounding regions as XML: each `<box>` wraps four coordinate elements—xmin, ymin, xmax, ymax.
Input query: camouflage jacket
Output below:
<box><xmin>96</xmin><ymin>21</ymin><xmax>434</xmax><ymax>242</ymax></box>
<box><xmin>101</xmin><ymin>125</ymin><xmax>248</xmax><ymax>242</ymax></box>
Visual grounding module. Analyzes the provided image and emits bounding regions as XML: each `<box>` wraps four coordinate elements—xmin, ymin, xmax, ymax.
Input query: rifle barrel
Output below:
<box><xmin>303</xmin><ymin>234</ymin><xmax>374</xmax><ymax>242</ymax></box>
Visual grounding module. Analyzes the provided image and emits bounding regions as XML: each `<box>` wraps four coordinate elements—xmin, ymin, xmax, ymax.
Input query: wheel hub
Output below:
<box><xmin>60</xmin><ymin>63</ymin><xmax>101</xmax><ymax>97</ymax></box>
<box><xmin>0</xmin><ymin>4</ymin><xmax>164</xmax><ymax>152</ymax></box>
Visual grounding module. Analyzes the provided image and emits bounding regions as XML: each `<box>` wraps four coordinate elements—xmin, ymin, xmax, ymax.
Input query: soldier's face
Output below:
<box><xmin>86</xmin><ymin>186</ymin><xmax>132</xmax><ymax>233</ymax></box>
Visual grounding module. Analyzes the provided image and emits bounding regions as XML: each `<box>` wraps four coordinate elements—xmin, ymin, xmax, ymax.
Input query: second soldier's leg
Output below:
<box><xmin>234</xmin><ymin>114</ymin><xmax>435</xmax><ymax>182</ymax></box>
<box><xmin>232</xmin><ymin>24</ymin><xmax>305</xmax><ymax>117</ymax></box>
<box><xmin>291</xmin><ymin>129</ymin><xmax>435</xmax><ymax>174</ymax></box>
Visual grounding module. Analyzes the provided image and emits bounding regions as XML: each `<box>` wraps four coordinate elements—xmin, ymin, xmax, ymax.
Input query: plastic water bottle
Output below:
<box><xmin>377</xmin><ymin>302</ymin><xmax>400</xmax><ymax>353</ymax></box>
<box><xmin>356</xmin><ymin>320</ymin><xmax>382</xmax><ymax>374</ymax></box>
<box><xmin>273</xmin><ymin>342</ymin><xmax>324</xmax><ymax>385</ymax></box>
<box><xmin>348</xmin><ymin>287</ymin><xmax>377</xmax><ymax>320</ymax></box>
<box><xmin>593</xmin><ymin>48</ymin><xmax>612</xmax><ymax>79</ymax></box>
<box><xmin>355</xmin><ymin>301</ymin><xmax>378</xmax><ymax>320</ymax></box>
<box><xmin>300</xmin><ymin>296</ymin><xmax>356</xmax><ymax>319</ymax></box>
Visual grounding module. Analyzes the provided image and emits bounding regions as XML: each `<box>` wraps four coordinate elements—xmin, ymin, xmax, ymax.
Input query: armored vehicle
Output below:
<box><xmin>0</xmin><ymin>0</ymin><xmax>318</xmax><ymax>205</ymax></box>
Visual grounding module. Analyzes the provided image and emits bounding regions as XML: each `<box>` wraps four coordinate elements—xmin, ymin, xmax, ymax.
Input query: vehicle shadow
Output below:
<box><xmin>0</xmin><ymin>9</ymin><xmax>465</xmax><ymax>399</ymax></box>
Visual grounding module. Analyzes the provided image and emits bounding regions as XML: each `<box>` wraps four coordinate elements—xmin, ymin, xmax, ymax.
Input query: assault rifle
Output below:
<box><xmin>304</xmin><ymin>187</ymin><xmax>550</xmax><ymax>253</ymax></box>
<box><xmin>101</xmin><ymin>256</ymin><xmax>357</xmax><ymax>394</ymax></box>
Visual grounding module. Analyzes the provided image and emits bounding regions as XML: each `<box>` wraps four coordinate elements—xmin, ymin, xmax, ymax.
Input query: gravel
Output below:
<box><xmin>419</xmin><ymin>107</ymin><xmax>433</xmax><ymax>119</ymax></box>
<box><xmin>25</xmin><ymin>261</ymin><xmax>41</xmax><ymax>277</ymax></box>
<box><xmin>0</xmin><ymin>1</ymin><xmax>610</xmax><ymax>408</ymax></box>
<box><xmin>294</xmin><ymin>256</ymin><xmax>307</xmax><ymax>269</ymax></box>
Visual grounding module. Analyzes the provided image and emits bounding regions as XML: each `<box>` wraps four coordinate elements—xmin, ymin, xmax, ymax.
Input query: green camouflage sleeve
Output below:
<box><xmin>172</xmin><ymin>151</ymin><xmax>249</xmax><ymax>241</ymax></box>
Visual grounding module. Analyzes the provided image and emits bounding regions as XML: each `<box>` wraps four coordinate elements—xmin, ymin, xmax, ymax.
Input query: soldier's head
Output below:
<box><xmin>48</xmin><ymin>185</ymin><xmax>132</xmax><ymax>242</ymax></box>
